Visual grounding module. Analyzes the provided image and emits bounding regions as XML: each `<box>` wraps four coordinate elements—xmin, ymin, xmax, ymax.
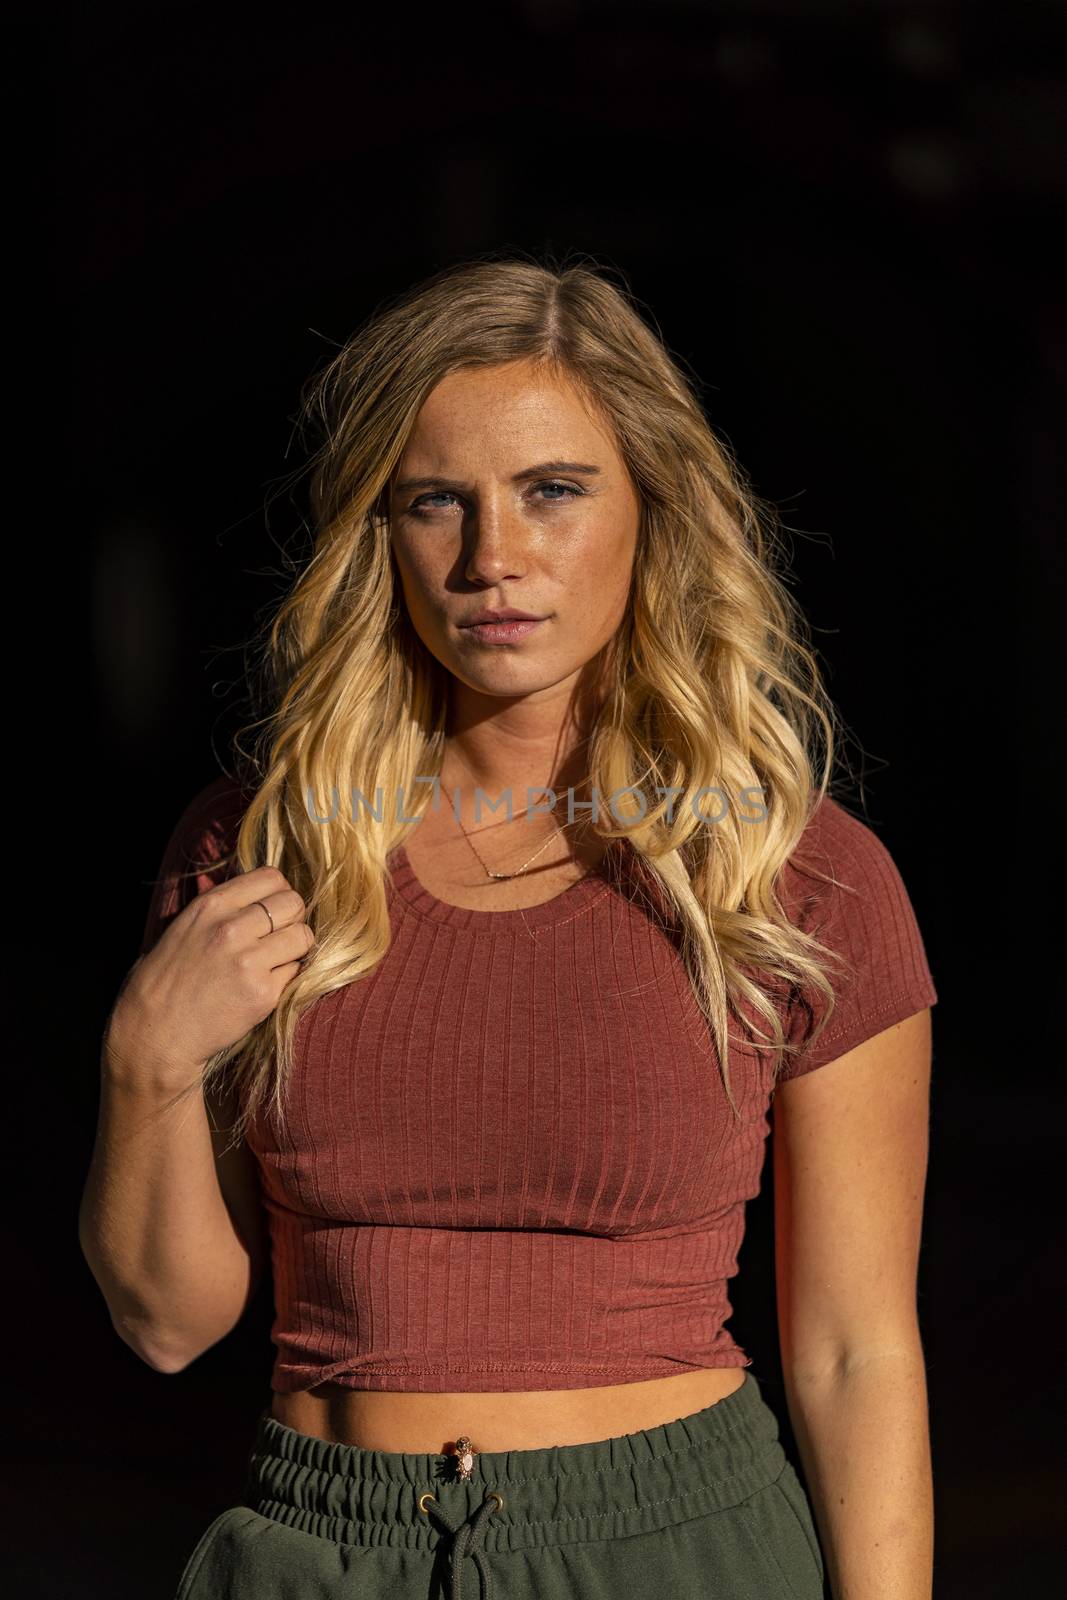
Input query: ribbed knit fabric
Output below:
<box><xmin>139</xmin><ymin>776</ymin><xmax>937</xmax><ymax>1393</ymax></box>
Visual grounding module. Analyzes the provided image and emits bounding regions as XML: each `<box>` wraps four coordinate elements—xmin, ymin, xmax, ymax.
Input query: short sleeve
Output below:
<box><xmin>139</xmin><ymin>774</ymin><xmax>251</xmax><ymax>957</ymax></box>
<box><xmin>774</xmin><ymin>796</ymin><xmax>938</xmax><ymax>1080</ymax></box>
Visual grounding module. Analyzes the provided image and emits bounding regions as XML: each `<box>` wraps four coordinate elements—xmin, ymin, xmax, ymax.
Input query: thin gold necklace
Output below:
<box><xmin>443</xmin><ymin>755</ymin><xmax>585</xmax><ymax>881</ymax></box>
<box><xmin>454</xmin><ymin>798</ymin><xmax>573</xmax><ymax>881</ymax></box>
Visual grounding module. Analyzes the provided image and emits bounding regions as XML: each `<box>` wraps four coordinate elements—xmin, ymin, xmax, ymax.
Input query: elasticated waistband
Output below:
<box><xmin>241</xmin><ymin>1370</ymin><xmax>788</xmax><ymax>1554</ymax></box>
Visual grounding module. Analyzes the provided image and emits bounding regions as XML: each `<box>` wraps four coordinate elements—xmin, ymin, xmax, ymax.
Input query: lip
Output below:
<box><xmin>460</xmin><ymin>608</ymin><xmax>545</xmax><ymax>625</ymax></box>
<box><xmin>459</xmin><ymin>617</ymin><xmax>548</xmax><ymax>644</ymax></box>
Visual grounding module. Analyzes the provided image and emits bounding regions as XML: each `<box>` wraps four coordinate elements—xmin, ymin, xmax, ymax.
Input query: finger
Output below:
<box><xmin>241</xmin><ymin>886</ymin><xmax>307</xmax><ymax>937</ymax></box>
<box><xmin>215</xmin><ymin>864</ymin><xmax>292</xmax><ymax>911</ymax></box>
<box><xmin>260</xmin><ymin>920</ymin><xmax>315</xmax><ymax>971</ymax></box>
<box><xmin>273</xmin><ymin>959</ymin><xmax>307</xmax><ymax>988</ymax></box>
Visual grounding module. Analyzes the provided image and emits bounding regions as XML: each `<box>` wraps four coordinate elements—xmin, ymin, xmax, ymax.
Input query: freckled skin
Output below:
<box><xmin>388</xmin><ymin>358</ymin><xmax>641</xmax><ymax>723</ymax></box>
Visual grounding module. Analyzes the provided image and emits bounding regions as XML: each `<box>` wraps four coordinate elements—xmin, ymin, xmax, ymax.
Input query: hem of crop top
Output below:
<box><xmin>385</xmin><ymin>840</ymin><xmax>616</xmax><ymax>932</ymax></box>
<box><xmin>268</xmin><ymin>1352</ymin><xmax>755</xmax><ymax>1393</ymax></box>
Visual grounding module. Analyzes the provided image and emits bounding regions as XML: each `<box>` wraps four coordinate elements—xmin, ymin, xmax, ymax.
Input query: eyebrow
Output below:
<box><xmin>393</xmin><ymin>460</ymin><xmax>603</xmax><ymax>495</ymax></box>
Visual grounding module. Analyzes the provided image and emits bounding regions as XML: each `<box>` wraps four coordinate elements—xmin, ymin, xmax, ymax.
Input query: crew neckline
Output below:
<box><xmin>386</xmin><ymin>840</ymin><xmax>615</xmax><ymax>932</ymax></box>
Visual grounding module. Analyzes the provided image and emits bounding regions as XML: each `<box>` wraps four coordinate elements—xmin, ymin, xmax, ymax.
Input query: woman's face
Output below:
<box><xmin>388</xmin><ymin>359</ymin><xmax>640</xmax><ymax>710</ymax></box>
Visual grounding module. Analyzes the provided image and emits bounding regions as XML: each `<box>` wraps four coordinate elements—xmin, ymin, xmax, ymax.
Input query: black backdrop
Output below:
<box><xmin>29</xmin><ymin>3</ymin><xmax>1066</xmax><ymax>1595</ymax></box>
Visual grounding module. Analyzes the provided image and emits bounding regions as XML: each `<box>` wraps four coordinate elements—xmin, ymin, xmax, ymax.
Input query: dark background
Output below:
<box><xmin>29</xmin><ymin>1</ymin><xmax>1065</xmax><ymax>1595</ymax></box>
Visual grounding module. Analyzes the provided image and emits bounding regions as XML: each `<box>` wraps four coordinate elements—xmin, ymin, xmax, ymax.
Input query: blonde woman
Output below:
<box><xmin>81</xmin><ymin>255</ymin><xmax>938</xmax><ymax>1600</ymax></box>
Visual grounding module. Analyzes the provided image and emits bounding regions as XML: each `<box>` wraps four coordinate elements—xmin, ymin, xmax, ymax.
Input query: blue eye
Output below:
<box><xmin>408</xmin><ymin>480</ymin><xmax>584</xmax><ymax>517</ymax></box>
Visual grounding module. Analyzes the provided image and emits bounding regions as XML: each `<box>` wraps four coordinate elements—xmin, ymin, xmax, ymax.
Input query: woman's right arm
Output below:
<box><xmin>78</xmin><ymin>859</ymin><xmax>314</xmax><ymax>1373</ymax></box>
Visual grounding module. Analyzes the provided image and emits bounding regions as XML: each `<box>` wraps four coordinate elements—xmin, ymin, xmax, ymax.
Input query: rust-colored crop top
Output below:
<box><xmin>139</xmin><ymin>774</ymin><xmax>938</xmax><ymax>1393</ymax></box>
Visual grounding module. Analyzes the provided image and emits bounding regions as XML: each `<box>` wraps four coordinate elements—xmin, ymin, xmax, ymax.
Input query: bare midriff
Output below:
<box><xmin>269</xmin><ymin>1367</ymin><xmax>748</xmax><ymax>1452</ymax></box>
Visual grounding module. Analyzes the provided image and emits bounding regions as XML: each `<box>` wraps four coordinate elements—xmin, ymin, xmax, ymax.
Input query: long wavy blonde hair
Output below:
<box><xmin>185</xmin><ymin>251</ymin><xmax>850</xmax><ymax>1148</ymax></box>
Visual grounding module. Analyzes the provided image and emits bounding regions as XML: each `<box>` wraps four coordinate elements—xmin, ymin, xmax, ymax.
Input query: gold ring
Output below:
<box><xmin>488</xmin><ymin>1490</ymin><xmax>504</xmax><ymax>1512</ymax></box>
<box><xmin>418</xmin><ymin>1491</ymin><xmax>437</xmax><ymax>1514</ymax></box>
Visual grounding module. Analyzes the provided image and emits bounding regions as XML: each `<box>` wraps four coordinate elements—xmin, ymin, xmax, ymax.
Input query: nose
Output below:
<box><xmin>461</xmin><ymin>496</ymin><xmax>530</xmax><ymax>587</ymax></box>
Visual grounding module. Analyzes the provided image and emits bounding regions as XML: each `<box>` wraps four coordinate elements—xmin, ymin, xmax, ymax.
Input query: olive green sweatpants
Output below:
<box><xmin>173</xmin><ymin>1370</ymin><xmax>827</xmax><ymax>1599</ymax></box>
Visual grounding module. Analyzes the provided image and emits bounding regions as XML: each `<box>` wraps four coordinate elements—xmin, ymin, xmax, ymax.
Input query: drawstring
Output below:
<box><xmin>420</xmin><ymin>1489</ymin><xmax>502</xmax><ymax>1600</ymax></box>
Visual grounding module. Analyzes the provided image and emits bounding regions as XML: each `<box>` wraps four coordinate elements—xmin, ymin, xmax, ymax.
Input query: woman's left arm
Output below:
<box><xmin>771</xmin><ymin>1006</ymin><xmax>935</xmax><ymax>1600</ymax></box>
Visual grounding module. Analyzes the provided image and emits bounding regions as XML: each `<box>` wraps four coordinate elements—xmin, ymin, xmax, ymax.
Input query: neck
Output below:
<box><xmin>441</xmin><ymin>690</ymin><xmax>596</xmax><ymax>811</ymax></box>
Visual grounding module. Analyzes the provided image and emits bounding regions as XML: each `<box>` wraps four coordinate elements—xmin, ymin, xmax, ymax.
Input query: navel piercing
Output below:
<box><xmin>452</xmin><ymin>1435</ymin><xmax>478</xmax><ymax>1481</ymax></box>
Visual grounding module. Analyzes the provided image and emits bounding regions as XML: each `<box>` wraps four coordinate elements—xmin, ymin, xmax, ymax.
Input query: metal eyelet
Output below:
<box><xmin>418</xmin><ymin>1491</ymin><xmax>437</xmax><ymax>1514</ymax></box>
<box><xmin>488</xmin><ymin>1491</ymin><xmax>504</xmax><ymax>1513</ymax></box>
